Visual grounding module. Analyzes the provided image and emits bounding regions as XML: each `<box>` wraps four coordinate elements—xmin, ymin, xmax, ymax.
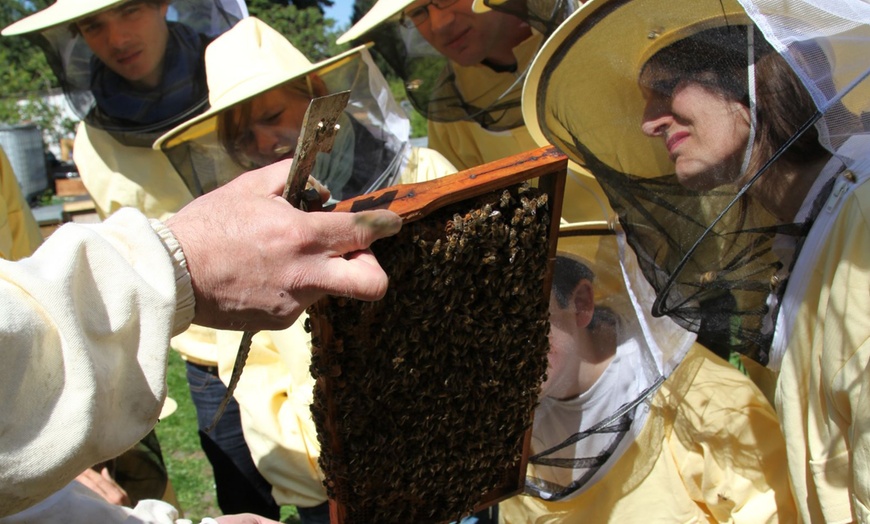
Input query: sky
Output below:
<box><xmin>323</xmin><ymin>0</ymin><xmax>355</xmax><ymax>27</ymax></box>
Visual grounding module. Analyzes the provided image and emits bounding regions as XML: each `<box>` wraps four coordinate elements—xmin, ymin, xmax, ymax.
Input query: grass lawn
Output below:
<box><xmin>156</xmin><ymin>351</ymin><xmax>301</xmax><ymax>523</ymax></box>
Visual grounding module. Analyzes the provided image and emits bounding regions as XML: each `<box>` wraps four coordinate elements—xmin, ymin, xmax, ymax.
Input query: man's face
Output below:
<box><xmin>541</xmin><ymin>291</ymin><xmax>583</xmax><ymax>399</ymax></box>
<box><xmin>403</xmin><ymin>0</ymin><xmax>530</xmax><ymax>67</ymax></box>
<box><xmin>76</xmin><ymin>1</ymin><xmax>170</xmax><ymax>89</ymax></box>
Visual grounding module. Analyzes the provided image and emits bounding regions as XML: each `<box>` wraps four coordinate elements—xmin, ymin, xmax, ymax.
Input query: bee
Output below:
<box><xmin>430</xmin><ymin>238</ymin><xmax>442</xmax><ymax>256</ymax></box>
<box><xmin>308</xmin><ymin>184</ymin><xmax>556</xmax><ymax>523</ymax></box>
<box><xmin>499</xmin><ymin>189</ymin><xmax>511</xmax><ymax>208</ymax></box>
<box><xmin>699</xmin><ymin>270</ymin><xmax>717</xmax><ymax>285</ymax></box>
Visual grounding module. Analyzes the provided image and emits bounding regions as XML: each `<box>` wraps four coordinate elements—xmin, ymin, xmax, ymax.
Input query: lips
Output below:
<box><xmin>114</xmin><ymin>49</ymin><xmax>142</xmax><ymax>66</ymax></box>
<box><xmin>666</xmin><ymin>131</ymin><xmax>689</xmax><ymax>157</ymax></box>
<box><xmin>442</xmin><ymin>27</ymin><xmax>471</xmax><ymax>52</ymax></box>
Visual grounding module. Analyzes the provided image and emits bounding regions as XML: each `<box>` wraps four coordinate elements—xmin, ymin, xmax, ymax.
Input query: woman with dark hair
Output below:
<box><xmin>638</xmin><ymin>25</ymin><xmax>831</xmax><ymax>219</ymax></box>
<box><xmin>523</xmin><ymin>0</ymin><xmax>870</xmax><ymax>521</ymax></box>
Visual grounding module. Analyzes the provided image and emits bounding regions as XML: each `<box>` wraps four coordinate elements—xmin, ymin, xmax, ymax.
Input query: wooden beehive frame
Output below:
<box><xmin>312</xmin><ymin>146</ymin><xmax>567</xmax><ymax>523</ymax></box>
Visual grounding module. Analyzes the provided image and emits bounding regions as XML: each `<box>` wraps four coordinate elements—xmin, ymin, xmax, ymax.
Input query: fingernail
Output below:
<box><xmin>355</xmin><ymin>211</ymin><xmax>402</xmax><ymax>235</ymax></box>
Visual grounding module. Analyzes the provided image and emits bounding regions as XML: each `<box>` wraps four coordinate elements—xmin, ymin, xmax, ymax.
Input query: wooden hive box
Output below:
<box><xmin>308</xmin><ymin>146</ymin><xmax>567</xmax><ymax>523</ymax></box>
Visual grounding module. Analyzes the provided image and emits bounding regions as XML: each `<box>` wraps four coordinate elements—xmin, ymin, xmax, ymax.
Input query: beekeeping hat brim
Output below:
<box><xmin>154</xmin><ymin>17</ymin><xmax>366</xmax><ymax>150</ymax></box>
<box><xmin>337</xmin><ymin>0</ymin><xmax>416</xmax><ymax>45</ymax></box>
<box><xmin>522</xmin><ymin>0</ymin><xmax>750</xmax><ymax>179</ymax></box>
<box><xmin>2</xmin><ymin>0</ymin><xmax>136</xmax><ymax>36</ymax></box>
<box><xmin>469</xmin><ymin>0</ymin><xmax>533</xmax><ymax>14</ymax></box>
<box><xmin>159</xmin><ymin>396</ymin><xmax>178</xmax><ymax>420</ymax></box>
<box><xmin>471</xmin><ymin>0</ymin><xmax>492</xmax><ymax>13</ymax></box>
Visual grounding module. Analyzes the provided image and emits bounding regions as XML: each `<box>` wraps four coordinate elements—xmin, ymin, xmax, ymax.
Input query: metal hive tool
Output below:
<box><xmin>206</xmin><ymin>90</ymin><xmax>350</xmax><ymax>433</ymax></box>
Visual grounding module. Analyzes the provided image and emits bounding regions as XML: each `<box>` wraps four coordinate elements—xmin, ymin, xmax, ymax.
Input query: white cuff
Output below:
<box><xmin>150</xmin><ymin>218</ymin><xmax>196</xmax><ymax>335</ymax></box>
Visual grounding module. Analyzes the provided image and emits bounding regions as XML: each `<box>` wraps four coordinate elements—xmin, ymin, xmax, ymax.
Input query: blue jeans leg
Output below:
<box><xmin>457</xmin><ymin>505</ymin><xmax>499</xmax><ymax>524</ymax></box>
<box><xmin>186</xmin><ymin>361</ymin><xmax>281</xmax><ymax>518</ymax></box>
<box><xmin>295</xmin><ymin>501</ymin><xmax>331</xmax><ymax>524</ymax></box>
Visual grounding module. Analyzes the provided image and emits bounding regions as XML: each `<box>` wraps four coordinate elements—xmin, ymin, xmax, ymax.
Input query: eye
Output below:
<box><xmin>643</xmin><ymin>79</ymin><xmax>679</xmax><ymax>100</ymax></box>
<box><xmin>77</xmin><ymin>20</ymin><xmax>101</xmax><ymax>35</ymax></box>
<box><xmin>262</xmin><ymin>110</ymin><xmax>284</xmax><ymax>125</ymax></box>
<box><xmin>406</xmin><ymin>5</ymin><xmax>429</xmax><ymax>21</ymax></box>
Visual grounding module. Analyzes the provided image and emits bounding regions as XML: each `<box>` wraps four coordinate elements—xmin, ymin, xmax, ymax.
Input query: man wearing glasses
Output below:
<box><xmin>337</xmin><ymin>0</ymin><xmax>611</xmax><ymax>224</ymax></box>
<box><xmin>338</xmin><ymin>0</ymin><xmax>539</xmax><ymax>172</ymax></box>
<box><xmin>401</xmin><ymin>0</ymin><xmax>529</xmax><ymax>69</ymax></box>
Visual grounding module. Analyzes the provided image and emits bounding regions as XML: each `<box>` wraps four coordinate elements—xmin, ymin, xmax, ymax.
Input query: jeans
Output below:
<box><xmin>294</xmin><ymin>501</ymin><xmax>331</xmax><ymax>524</ymax></box>
<box><xmin>459</xmin><ymin>505</ymin><xmax>499</xmax><ymax>524</ymax></box>
<box><xmin>288</xmin><ymin>502</ymin><xmax>494</xmax><ymax>524</ymax></box>
<box><xmin>186</xmin><ymin>361</ymin><xmax>281</xmax><ymax>518</ymax></box>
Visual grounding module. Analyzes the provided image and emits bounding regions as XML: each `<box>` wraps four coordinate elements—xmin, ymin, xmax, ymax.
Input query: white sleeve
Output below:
<box><xmin>0</xmin><ymin>481</ymin><xmax>180</xmax><ymax>524</ymax></box>
<box><xmin>0</xmin><ymin>208</ymin><xmax>195</xmax><ymax>517</ymax></box>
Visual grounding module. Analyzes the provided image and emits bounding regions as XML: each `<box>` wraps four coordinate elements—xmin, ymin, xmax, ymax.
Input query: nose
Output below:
<box><xmin>641</xmin><ymin>98</ymin><xmax>671</xmax><ymax>137</ymax></box>
<box><xmin>106</xmin><ymin>21</ymin><xmax>131</xmax><ymax>50</ymax></box>
<box><xmin>254</xmin><ymin>126</ymin><xmax>299</xmax><ymax>163</ymax></box>
<box><xmin>427</xmin><ymin>3</ymin><xmax>456</xmax><ymax>34</ymax></box>
<box><xmin>253</xmin><ymin>127</ymin><xmax>281</xmax><ymax>159</ymax></box>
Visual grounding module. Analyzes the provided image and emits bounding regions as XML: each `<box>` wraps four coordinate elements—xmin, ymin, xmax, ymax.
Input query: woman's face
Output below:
<box><xmin>641</xmin><ymin>75</ymin><xmax>751</xmax><ymax>190</ymax></box>
<box><xmin>231</xmin><ymin>85</ymin><xmax>312</xmax><ymax>167</ymax></box>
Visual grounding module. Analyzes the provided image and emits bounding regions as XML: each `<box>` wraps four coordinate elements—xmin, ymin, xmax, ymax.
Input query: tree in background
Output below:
<box><xmin>289</xmin><ymin>0</ymin><xmax>334</xmax><ymax>12</ymax></box>
<box><xmin>1</xmin><ymin>0</ymin><xmax>346</xmax><ymax>143</ymax></box>
<box><xmin>0</xmin><ymin>0</ymin><xmax>55</xmax><ymax>100</ymax></box>
<box><xmin>0</xmin><ymin>0</ymin><xmax>76</xmax><ymax>148</ymax></box>
<box><xmin>347</xmin><ymin>0</ymin><xmax>429</xmax><ymax>138</ymax></box>
<box><xmin>250</xmin><ymin>0</ymin><xmax>345</xmax><ymax>61</ymax></box>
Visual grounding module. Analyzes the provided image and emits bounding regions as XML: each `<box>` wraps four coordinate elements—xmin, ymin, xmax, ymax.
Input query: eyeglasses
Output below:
<box><xmin>399</xmin><ymin>0</ymin><xmax>461</xmax><ymax>28</ymax></box>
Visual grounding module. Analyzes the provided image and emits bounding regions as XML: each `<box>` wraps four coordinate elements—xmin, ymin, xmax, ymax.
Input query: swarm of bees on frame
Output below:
<box><xmin>307</xmin><ymin>182</ymin><xmax>553</xmax><ymax>523</ymax></box>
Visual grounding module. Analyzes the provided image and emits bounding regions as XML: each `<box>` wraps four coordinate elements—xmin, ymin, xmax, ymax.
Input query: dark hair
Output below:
<box><xmin>553</xmin><ymin>254</ymin><xmax>595</xmax><ymax>310</ymax></box>
<box><xmin>639</xmin><ymin>24</ymin><xmax>829</xmax><ymax>173</ymax></box>
<box><xmin>68</xmin><ymin>0</ymin><xmax>168</xmax><ymax>37</ymax></box>
<box><xmin>552</xmin><ymin>254</ymin><xmax>618</xmax><ymax>330</ymax></box>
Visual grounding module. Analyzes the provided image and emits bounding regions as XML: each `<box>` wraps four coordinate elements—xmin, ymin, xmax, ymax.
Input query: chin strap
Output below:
<box><xmin>739</xmin><ymin>25</ymin><xmax>758</xmax><ymax>180</ymax></box>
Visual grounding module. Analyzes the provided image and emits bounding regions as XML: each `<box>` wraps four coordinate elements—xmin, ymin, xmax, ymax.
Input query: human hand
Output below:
<box><xmin>74</xmin><ymin>466</ymin><xmax>131</xmax><ymax>506</ymax></box>
<box><xmin>214</xmin><ymin>514</ymin><xmax>282</xmax><ymax>524</ymax></box>
<box><xmin>166</xmin><ymin>159</ymin><xmax>402</xmax><ymax>331</ymax></box>
<box><xmin>306</xmin><ymin>175</ymin><xmax>330</xmax><ymax>203</ymax></box>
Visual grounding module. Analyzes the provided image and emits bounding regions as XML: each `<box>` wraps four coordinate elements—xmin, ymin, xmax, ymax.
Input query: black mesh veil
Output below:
<box><xmin>525</xmin><ymin>0</ymin><xmax>870</xmax><ymax>366</ymax></box>
<box><xmin>479</xmin><ymin>0</ymin><xmax>577</xmax><ymax>36</ymax></box>
<box><xmin>556</xmin><ymin>137</ymin><xmax>802</xmax><ymax>364</ymax></box>
<box><xmin>350</xmin><ymin>0</ymin><xmax>578</xmax><ymax>131</ymax></box>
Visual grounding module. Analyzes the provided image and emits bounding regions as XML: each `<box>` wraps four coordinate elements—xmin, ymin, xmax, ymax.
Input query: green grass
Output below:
<box><xmin>155</xmin><ymin>352</ymin><xmax>220</xmax><ymax>520</ymax></box>
<box><xmin>156</xmin><ymin>351</ymin><xmax>302</xmax><ymax>522</ymax></box>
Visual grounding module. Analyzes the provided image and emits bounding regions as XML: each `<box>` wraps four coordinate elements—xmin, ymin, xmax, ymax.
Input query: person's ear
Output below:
<box><xmin>308</xmin><ymin>74</ymin><xmax>329</xmax><ymax>98</ymax></box>
<box><xmin>572</xmin><ymin>279</ymin><xmax>595</xmax><ymax>329</ymax></box>
<box><xmin>159</xmin><ymin>1</ymin><xmax>170</xmax><ymax>18</ymax></box>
